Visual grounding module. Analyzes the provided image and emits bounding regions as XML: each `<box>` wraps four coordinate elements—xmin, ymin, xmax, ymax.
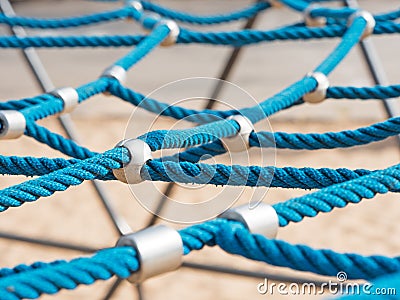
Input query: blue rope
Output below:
<box><xmin>138</xmin><ymin>119</ymin><xmax>239</xmax><ymax>151</ymax></box>
<box><xmin>375</xmin><ymin>8</ymin><xmax>400</xmax><ymax>22</ymax></box>
<box><xmin>110</xmin><ymin>81</ymin><xmax>400</xmax><ymax>124</ymax></box>
<box><xmin>250</xmin><ymin>116</ymin><xmax>400</xmax><ymax>150</ymax></box>
<box><xmin>0</xmin><ymin>247</ymin><xmax>138</xmax><ymax>300</ymax></box>
<box><xmin>2</xmin><ymin>219</ymin><xmax>400</xmax><ymax>299</ymax></box>
<box><xmin>142</xmin><ymin>160</ymin><xmax>374</xmax><ymax>189</ymax></box>
<box><xmin>0</xmin><ymin>7</ymin><xmax>139</xmax><ymax>29</ymax></box>
<box><xmin>0</xmin><ymin>148</ymin><xmax>126</xmax><ymax>212</ymax></box>
<box><xmin>0</xmin><ymin>153</ymin><xmax>374</xmax><ymax>190</ymax></box>
<box><xmin>142</xmin><ymin>1</ymin><xmax>271</xmax><ymax>25</ymax></box>
<box><xmin>180</xmin><ymin>219</ymin><xmax>400</xmax><ymax>279</ymax></box>
<box><xmin>0</xmin><ymin>156</ymin><xmax>80</xmax><ymax>177</ymax></box>
<box><xmin>0</xmin><ymin>21</ymin><xmax>399</xmax><ymax>49</ymax></box>
<box><xmin>273</xmin><ymin>163</ymin><xmax>400</xmax><ymax>226</ymax></box>
<box><xmin>0</xmin><ymin>1</ymin><xmax>270</xmax><ymax>29</ymax></box>
<box><xmin>314</xmin><ymin>16</ymin><xmax>365</xmax><ymax>75</ymax></box>
<box><xmin>1</xmin><ymin>2</ymin><xmax>400</xmax><ymax>298</ymax></box>
<box><xmin>280</xmin><ymin>0</ymin><xmax>356</xmax><ymax>19</ymax></box>
<box><xmin>24</xmin><ymin>122</ymin><xmax>95</xmax><ymax>159</ymax></box>
<box><xmin>113</xmin><ymin>24</ymin><xmax>170</xmax><ymax>71</ymax></box>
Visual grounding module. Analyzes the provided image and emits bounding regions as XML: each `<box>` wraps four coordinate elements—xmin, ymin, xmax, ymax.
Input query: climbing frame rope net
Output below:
<box><xmin>0</xmin><ymin>0</ymin><xmax>400</xmax><ymax>298</ymax></box>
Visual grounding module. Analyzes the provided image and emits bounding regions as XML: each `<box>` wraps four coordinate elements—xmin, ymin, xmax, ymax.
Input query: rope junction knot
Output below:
<box><xmin>0</xmin><ymin>1</ymin><xmax>398</xmax><ymax>299</ymax></box>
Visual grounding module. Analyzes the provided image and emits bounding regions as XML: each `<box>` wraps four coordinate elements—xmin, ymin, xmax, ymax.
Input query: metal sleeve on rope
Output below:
<box><xmin>49</xmin><ymin>87</ymin><xmax>79</xmax><ymax>114</ymax></box>
<box><xmin>219</xmin><ymin>203</ymin><xmax>279</xmax><ymax>238</ymax></box>
<box><xmin>116</xmin><ymin>225</ymin><xmax>183</xmax><ymax>282</ymax></box>
<box><xmin>0</xmin><ymin>110</ymin><xmax>26</xmax><ymax>139</ymax></box>
<box><xmin>113</xmin><ymin>138</ymin><xmax>153</xmax><ymax>184</ymax></box>
<box><xmin>348</xmin><ymin>10</ymin><xmax>376</xmax><ymax>39</ymax></box>
<box><xmin>157</xmin><ymin>19</ymin><xmax>180</xmax><ymax>46</ymax></box>
<box><xmin>125</xmin><ymin>0</ymin><xmax>143</xmax><ymax>13</ymax></box>
<box><xmin>221</xmin><ymin>115</ymin><xmax>254</xmax><ymax>152</ymax></box>
<box><xmin>303</xmin><ymin>72</ymin><xmax>329</xmax><ymax>103</ymax></box>
<box><xmin>304</xmin><ymin>4</ymin><xmax>326</xmax><ymax>27</ymax></box>
<box><xmin>101</xmin><ymin>65</ymin><xmax>127</xmax><ymax>84</ymax></box>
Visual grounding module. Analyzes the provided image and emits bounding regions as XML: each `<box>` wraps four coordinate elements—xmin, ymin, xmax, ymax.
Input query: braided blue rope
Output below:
<box><xmin>375</xmin><ymin>8</ymin><xmax>400</xmax><ymax>22</ymax></box>
<box><xmin>180</xmin><ymin>219</ymin><xmax>400</xmax><ymax>280</ymax></box>
<box><xmin>114</xmin><ymin>24</ymin><xmax>170</xmax><ymax>71</ymax></box>
<box><xmin>4</xmin><ymin>17</ymin><xmax>396</xmax><ymax>213</ymax></box>
<box><xmin>0</xmin><ymin>153</ymin><xmax>374</xmax><ymax>189</ymax></box>
<box><xmin>143</xmin><ymin>160</ymin><xmax>374</xmax><ymax>190</ymax></box>
<box><xmin>0</xmin><ymin>156</ymin><xmax>80</xmax><ymax>177</ymax></box>
<box><xmin>1</xmin><ymin>144</ymin><xmax>391</xmax><ymax>213</ymax></box>
<box><xmin>138</xmin><ymin>119</ymin><xmax>239</xmax><ymax>151</ymax></box>
<box><xmin>0</xmin><ymin>247</ymin><xmax>138</xmax><ymax>300</ymax></box>
<box><xmin>109</xmin><ymin>81</ymin><xmax>400</xmax><ymax>125</ymax></box>
<box><xmin>162</xmin><ymin>114</ymin><xmax>400</xmax><ymax>165</ymax></box>
<box><xmin>273</xmin><ymin>163</ymin><xmax>400</xmax><ymax>226</ymax></box>
<box><xmin>0</xmin><ymin>94</ymin><xmax>52</xmax><ymax>110</ymax></box>
<box><xmin>0</xmin><ymin>148</ymin><xmax>126</xmax><ymax>212</ymax></box>
<box><xmin>0</xmin><ymin>34</ymin><xmax>145</xmax><ymax>48</ymax></box>
<box><xmin>2</xmin><ymin>219</ymin><xmax>400</xmax><ymax>299</ymax></box>
<box><xmin>0</xmin><ymin>6</ymin><xmax>139</xmax><ymax>29</ymax></box>
<box><xmin>142</xmin><ymin>1</ymin><xmax>271</xmax><ymax>25</ymax></box>
<box><xmin>280</xmin><ymin>0</ymin><xmax>356</xmax><ymax>19</ymax></box>
<box><xmin>1</xmin><ymin>2</ymin><xmax>400</xmax><ymax>299</ymax></box>
<box><xmin>0</xmin><ymin>1</ymin><xmax>270</xmax><ymax>28</ymax></box>
<box><xmin>314</xmin><ymin>16</ymin><xmax>365</xmax><ymax>75</ymax></box>
<box><xmin>0</xmin><ymin>21</ymin><xmax>399</xmax><ymax>49</ymax></box>
<box><xmin>24</xmin><ymin>122</ymin><xmax>95</xmax><ymax>159</ymax></box>
<box><xmin>250</xmin><ymin>116</ymin><xmax>400</xmax><ymax>150</ymax></box>
<box><xmin>18</xmin><ymin>78</ymin><xmax>108</xmax><ymax>122</ymax></box>
<box><xmin>327</xmin><ymin>84</ymin><xmax>400</xmax><ymax>99</ymax></box>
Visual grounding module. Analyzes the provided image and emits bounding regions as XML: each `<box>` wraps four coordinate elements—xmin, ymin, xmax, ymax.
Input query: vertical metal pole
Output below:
<box><xmin>0</xmin><ymin>1</ymin><xmax>136</xmax><ymax>298</ymax></box>
<box><xmin>344</xmin><ymin>0</ymin><xmax>400</xmax><ymax>147</ymax></box>
<box><xmin>0</xmin><ymin>0</ymin><xmax>132</xmax><ymax>236</ymax></box>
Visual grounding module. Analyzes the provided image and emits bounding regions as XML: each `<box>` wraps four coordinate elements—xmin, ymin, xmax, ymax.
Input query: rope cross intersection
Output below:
<box><xmin>0</xmin><ymin>0</ymin><xmax>399</xmax><ymax>298</ymax></box>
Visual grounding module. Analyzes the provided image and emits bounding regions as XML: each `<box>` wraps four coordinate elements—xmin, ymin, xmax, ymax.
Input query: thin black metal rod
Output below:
<box><xmin>136</xmin><ymin>283</ymin><xmax>144</xmax><ymax>300</ymax></box>
<box><xmin>102</xmin><ymin>278</ymin><xmax>124</xmax><ymax>300</ymax></box>
<box><xmin>206</xmin><ymin>12</ymin><xmax>259</xmax><ymax>109</ymax></box>
<box><xmin>0</xmin><ymin>231</ymin><xmax>97</xmax><ymax>253</ymax></box>
<box><xmin>146</xmin><ymin>10</ymin><xmax>261</xmax><ymax>227</ymax></box>
<box><xmin>0</xmin><ymin>0</ymin><xmax>131</xmax><ymax>236</ymax></box>
<box><xmin>183</xmin><ymin>262</ymin><xmax>335</xmax><ymax>287</ymax></box>
<box><xmin>344</xmin><ymin>0</ymin><xmax>400</xmax><ymax>147</ymax></box>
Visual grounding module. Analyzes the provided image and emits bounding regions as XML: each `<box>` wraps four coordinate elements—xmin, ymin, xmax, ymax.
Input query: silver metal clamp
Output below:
<box><xmin>0</xmin><ymin>110</ymin><xmax>26</xmax><ymax>140</ymax></box>
<box><xmin>304</xmin><ymin>4</ymin><xmax>326</xmax><ymax>27</ymax></box>
<box><xmin>116</xmin><ymin>225</ymin><xmax>183</xmax><ymax>282</ymax></box>
<box><xmin>124</xmin><ymin>0</ymin><xmax>143</xmax><ymax>13</ymax></box>
<box><xmin>100</xmin><ymin>65</ymin><xmax>127</xmax><ymax>95</ymax></box>
<box><xmin>219</xmin><ymin>203</ymin><xmax>279</xmax><ymax>238</ymax></box>
<box><xmin>157</xmin><ymin>19</ymin><xmax>180</xmax><ymax>46</ymax></box>
<box><xmin>101</xmin><ymin>65</ymin><xmax>127</xmax><ymax>85</ymax></box>
<box><xmin>49</xmin><ymin>87</ymin><xmax>79</xmax><ymax>114</ymax></box>
<box><xmin>303</xmin><ymin>72</ymin><xmax>329</xmax><ymax>103</ymax></box>
<box><xmin>139</xmin><ymin>12</ymin><xmax>179</xmax><ymax>46</ymax></box>
<box><xmin>348</xmin><ymin>10</ymin><xmax>375</xmax><ymax>40</ymax></box>
<box><xmin>113</xmin><ymin>139</ymin><xmax>153</xmax><ymax>184</ymax></box>
<box><xmin>221</xmin><ymin>115</ymin><xmax>254</xmax><ymax>153</ymax></box>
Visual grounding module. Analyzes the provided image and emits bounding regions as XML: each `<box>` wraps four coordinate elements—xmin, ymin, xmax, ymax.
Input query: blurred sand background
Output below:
<box><xmin>0</xmin><ymin>0</ymin><xmax>399</xmax><ymax>299</ymax></box>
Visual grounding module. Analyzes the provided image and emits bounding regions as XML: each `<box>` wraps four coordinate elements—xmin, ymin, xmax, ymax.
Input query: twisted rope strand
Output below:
<box><xmin>2</xmin><ymin>220</ymin><xmax>399</xmax><ymax>299</ymax></box>
<box><xmin>0</xmin><ymin>148</ymin><xmax>128</xmax><ymax>212</ymax></box>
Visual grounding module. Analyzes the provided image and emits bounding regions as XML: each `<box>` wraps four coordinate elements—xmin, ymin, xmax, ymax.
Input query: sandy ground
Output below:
<box><xmin>0</xmin><ymin>0</ymin><xmax>399</xmax><ymax>299</ymax></box>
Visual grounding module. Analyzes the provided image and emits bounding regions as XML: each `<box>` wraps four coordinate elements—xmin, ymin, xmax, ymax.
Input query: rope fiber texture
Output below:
<box><xmin>0</xmin><ymin>1</ymin><xmax>399</xmax><ymax>299</ymax></box>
